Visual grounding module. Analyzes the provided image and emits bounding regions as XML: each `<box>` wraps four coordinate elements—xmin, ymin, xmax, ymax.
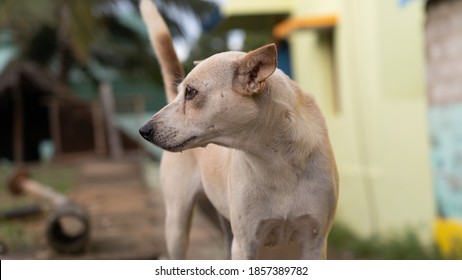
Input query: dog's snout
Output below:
<box><xmin>139</xmin><ymin>124</ymin><xmax>153</xmax><ymax>140</ymax></box>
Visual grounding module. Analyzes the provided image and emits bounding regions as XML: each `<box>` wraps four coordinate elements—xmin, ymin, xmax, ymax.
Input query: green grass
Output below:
<box><xmin>0</xmin><ymin>162</ymin><xmax>76</xmax><ymax>199</ymax></box>
<box><xmin>0</xmin><ymin>222</ymin><xmax>32</xmax><ymax>251</ymax></box>
<box><xmin>28</xmin><ymin>165</ymin><xmax>76</xmax><ymax>194</ymax></box>
<box><xmin>328</xmin><ymin>222</ymin><xmax>444</xmax><ymax>260</ymax></box>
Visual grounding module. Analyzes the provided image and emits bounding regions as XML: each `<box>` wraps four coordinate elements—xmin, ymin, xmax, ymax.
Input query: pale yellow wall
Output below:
<box><xmin>221</xmin><ymin>0</ymin><xmax>293</xmax><ymax>16</ymax></box>
<box><xmin>223</xmin><ymin>0</ymin><xmax>436</xmax><ymax>242</ymax></box>
<box><xmin>369</xmin><ymin>0</ymin><xmax>434</xmax><ymax>240</ymax></box>
<box><xmin>291</xmin><ymin>0</ymin><xmax>339</xmax><ymax>16</ymax></box>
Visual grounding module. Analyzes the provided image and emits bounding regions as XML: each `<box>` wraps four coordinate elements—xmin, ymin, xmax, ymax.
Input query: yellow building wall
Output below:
<box><xmin>223</xmin><ymin>0</ymin><xmax>436</xmax><ymax>242</ymax></box>
<box><xmin>221</xmin><ymin>0</ymin><xmax>294</xmax><ymax>15</ymax></box>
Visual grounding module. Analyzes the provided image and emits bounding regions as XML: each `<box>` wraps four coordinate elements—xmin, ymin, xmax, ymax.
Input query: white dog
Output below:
<box><xmin>139</xmin><ymin>0</ymin><xmax>338</xmax><ymax>259</ymax></box>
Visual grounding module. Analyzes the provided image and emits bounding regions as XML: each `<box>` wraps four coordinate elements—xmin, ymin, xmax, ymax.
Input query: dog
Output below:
<box><xmin>138</xmin><ymin>0</ymin><xmax>338</xmax><ymax>260</ymax></box>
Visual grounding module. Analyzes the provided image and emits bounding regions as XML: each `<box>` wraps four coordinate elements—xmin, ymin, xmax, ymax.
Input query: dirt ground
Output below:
<box><xmin>1</xmin><ymin>158</ymin><xmax>355</xmax><ymax>260</ymax></box>
<box><xmin>0</xmin><ymin>158</ymin><xmax>226</xmax><ymax>260</ymax></box>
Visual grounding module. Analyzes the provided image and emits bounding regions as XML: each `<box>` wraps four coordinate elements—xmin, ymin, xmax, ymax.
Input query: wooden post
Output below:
<box><xmin>134</xmin><ymin>96</ymin><xmax>146</xmax><ymax>147</ymax></box>
<box><xmin>48</xmin><ymin>99</ymin><xmax>62</xmax><ymax>157</ymax></box>
<box><xmin>99</xmin><ymin>82</ymin><xmax>123</xmax><ymax>159</ymax></box>
<box><xmin>12</xmin><ymin>86</ymin><xmax>23</xmax><ymax>164</ymax></box>
<box><xmin>91</xmin><ymin>101</ymin><xmax>107</xmax><ymax>156</ymax></box>
<box><xmin>134</xmin><ymin>96</ymin><xmax>146</xmax><ymax>125</ymax></box>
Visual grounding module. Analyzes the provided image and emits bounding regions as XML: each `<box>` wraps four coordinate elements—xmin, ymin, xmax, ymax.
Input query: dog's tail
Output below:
<box><xmin>140</xmin><ymin>0</ymin><xmax>184</xmax><ymax>102</ymax></box>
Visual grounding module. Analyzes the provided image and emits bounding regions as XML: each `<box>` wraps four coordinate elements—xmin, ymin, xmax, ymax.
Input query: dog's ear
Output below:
<box><xmin>234</xmin><ymin>44</ymin><xmax>277</xmax><ymax>95</ymax></box>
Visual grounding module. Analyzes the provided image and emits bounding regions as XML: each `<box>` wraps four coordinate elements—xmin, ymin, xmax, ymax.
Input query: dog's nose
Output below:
<box><xmin>139</xmin><ymin>125</ymin><xmax>153</xmax><ymax>140</ymax></box>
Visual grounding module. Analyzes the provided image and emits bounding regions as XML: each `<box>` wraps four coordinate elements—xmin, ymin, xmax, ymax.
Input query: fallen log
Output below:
<box><xmin>8</xmin><ymin>168</ymin><xmax>90</xmax><ymax>254</ymax></box>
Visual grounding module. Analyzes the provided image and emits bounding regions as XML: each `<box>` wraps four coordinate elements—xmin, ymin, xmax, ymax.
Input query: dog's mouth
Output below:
<box><xmin>162</xmin><ymin>136</ymin><xmax>198</xmax><ymax>152</ymax></box>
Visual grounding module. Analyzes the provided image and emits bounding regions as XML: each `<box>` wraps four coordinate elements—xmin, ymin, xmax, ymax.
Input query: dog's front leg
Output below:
<box><xmin>299</xmin><ymin>236</ymin><xmax>328</xmax><ymax>260</ymax></box>
<box><xmin>217</xmin><ymin>213</ymin><xmax>233</xmax><ymax>259</ymax></box>
<box><xmin>161</xmin><ymin>152</ymin><xmax>202</xmax><ymax>259</ymax></box>
<box><xmin>164</xmin><ymin>200</ymin><xmax>196</xmax><ymax>259</ymax></box>
<box><xmin>231</xmin><ymin>237</ymin><xmax>257</xmax><ymax>260</ymax></box>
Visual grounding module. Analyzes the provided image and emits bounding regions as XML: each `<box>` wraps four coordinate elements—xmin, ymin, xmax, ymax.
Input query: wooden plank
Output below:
<box><xmin>13</xmin><ymin>87</ymin><xmax>23</xmax><ymax>163</ymax></box>
<box><xmin>273</xmin><ymin>14</ymin><xmax>338</xmax><ymax>39</ymax></box>
<box><xmin>134</xmin><ymin>96</ymin><xmax>146</xmax><ymax>147</ymax></box>
<box><xmin>91</xmin><ymin>102</ymin><xmax>107</xmax><ymax>156</ymax></box>
<box><xmin>48</xmin><ymin>99</ymin><xmax>62</xmax><ymax>156</ymax></box>
<box><xmin>99</xmin><ymin>83</ymin><xmax>123</xmax><ymax>159</ymax></box>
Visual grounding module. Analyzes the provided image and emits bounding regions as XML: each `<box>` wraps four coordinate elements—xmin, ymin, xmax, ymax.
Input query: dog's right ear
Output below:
<box><xmin>233</xmin><ymin>44</ymin><xmax>277</xmax><ymax>95</ymax></box>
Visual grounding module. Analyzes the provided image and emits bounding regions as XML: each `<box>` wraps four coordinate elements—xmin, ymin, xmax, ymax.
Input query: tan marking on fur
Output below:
<box><xmin>191</xmin><ymin>92</ymin><xmax>207</xmax><ymax>110</ymax></box>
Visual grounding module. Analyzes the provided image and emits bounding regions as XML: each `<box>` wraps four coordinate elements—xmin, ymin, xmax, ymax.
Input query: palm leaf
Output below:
<box><xmin>0</xmin><ymin>0</ymin><xmax>213</xmax><ymax>86</ymax></box>
<box><xmin>0</xmin><ymin>0</ymin><xmax>55</xmax><ymax>47</ymax></box>
<box><xmin>68</xmin><ymin>0</ymin><xmax>105</xmax><ymax>63</ymax></box>
<box><xmin>152</xmin><ymin>0</ymin><xmax>218</xmax><ymax>38</ymax></box>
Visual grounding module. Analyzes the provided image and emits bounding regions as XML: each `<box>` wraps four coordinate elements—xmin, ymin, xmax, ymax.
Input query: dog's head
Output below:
<box><xmin>139</xmin><ymin>44</ymin><xmax>277</xmax><ymax>152</ymax></box>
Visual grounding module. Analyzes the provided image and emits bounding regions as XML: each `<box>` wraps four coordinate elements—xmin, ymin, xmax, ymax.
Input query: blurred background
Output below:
<box><xmin>0</xmin><ymin>0</ymin><xmax>461</xmax><ymax>259</ymax></box>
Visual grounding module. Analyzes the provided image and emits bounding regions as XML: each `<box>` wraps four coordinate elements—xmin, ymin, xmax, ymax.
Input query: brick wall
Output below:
<box><xmin>426</xmin><ymin>0</ymin><xmax>462</xmax><ymax>105</ymax></box>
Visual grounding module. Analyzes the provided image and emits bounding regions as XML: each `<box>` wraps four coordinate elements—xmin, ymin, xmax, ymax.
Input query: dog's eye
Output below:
<box><xmin>185</xmin><ymin>86</ymin><xmax>198</xmax><ymax>100</ymax></box>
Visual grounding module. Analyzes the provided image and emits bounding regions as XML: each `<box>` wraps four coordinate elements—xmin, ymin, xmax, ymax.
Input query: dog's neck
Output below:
<box><xmin>235</xmin><ymin>70</ymin><xmax>327</xmax><ymax>171</ymax></box>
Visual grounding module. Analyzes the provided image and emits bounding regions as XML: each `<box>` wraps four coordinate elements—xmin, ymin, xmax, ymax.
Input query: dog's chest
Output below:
<box><xmin>255</xmin><ymin>215</ymin><xmax>318</xmax><ymax>247</ymax></box>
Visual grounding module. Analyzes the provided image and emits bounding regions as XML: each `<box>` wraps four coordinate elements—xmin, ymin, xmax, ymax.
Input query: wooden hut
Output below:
<box><xmin>0</xmin><ymin>62</ymin><xmax>140</xmax><ymax>163</ymax></box>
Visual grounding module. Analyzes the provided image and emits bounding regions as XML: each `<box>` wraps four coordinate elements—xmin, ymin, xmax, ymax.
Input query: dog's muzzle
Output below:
<box><xmin>139</xmin><ymin>124</ymin><xmax>153</xmax><ymax>141</ymax></box>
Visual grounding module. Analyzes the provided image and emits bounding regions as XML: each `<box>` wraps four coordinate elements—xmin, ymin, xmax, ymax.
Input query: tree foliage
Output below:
<box><xmin>0</xmin><ymin>0</ymin><xmax>217</xmax><ymax>86</ymax></box>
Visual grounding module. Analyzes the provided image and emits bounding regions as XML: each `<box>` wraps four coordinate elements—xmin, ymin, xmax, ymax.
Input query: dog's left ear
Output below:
<box><xmin>234</xmin><ymin>44</ymin><xmax>277</xmax><ymax>95</ymax></box>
